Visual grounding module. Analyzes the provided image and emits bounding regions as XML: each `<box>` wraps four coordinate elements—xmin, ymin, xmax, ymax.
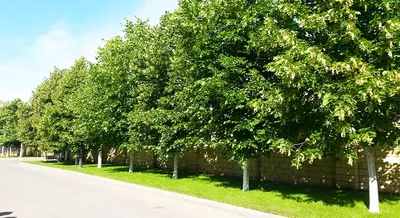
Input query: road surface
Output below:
<box><xmin>0</xmin><ymin>158</ymin><xmax>283</xmax><ymax>218</ymax></box>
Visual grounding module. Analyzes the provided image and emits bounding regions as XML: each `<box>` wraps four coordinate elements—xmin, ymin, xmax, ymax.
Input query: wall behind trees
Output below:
<box><xmin>104</xmin><ymin>147</ymin><xmax>400</xmax><ymax>194</ymax></box>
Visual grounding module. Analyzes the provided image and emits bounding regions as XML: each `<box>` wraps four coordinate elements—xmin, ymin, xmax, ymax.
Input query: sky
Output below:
<box><xmin>0</xmin><ymin>0</ymin><xmax>178</xmax><ymax>101</ymax></box>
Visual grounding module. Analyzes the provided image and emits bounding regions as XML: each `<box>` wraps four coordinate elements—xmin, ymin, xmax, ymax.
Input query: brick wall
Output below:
<box><xmin>101</xmin><ymin>148</ymin><xmax>155</xmax><ymax>167</ymax></box>
<box><xmin>105</xmin><ymin>146</ymin><xmax>400</xmax><ymax>193</ymax></box>
<box><xmin>131</xmin><ymin>150</ymin><xmax>156</xmax><ymax>168</ymax></box>
<box><xmin>359</xmin><ymin>148</ymin><xmax>400</xmax><ymax>193</ymax></box>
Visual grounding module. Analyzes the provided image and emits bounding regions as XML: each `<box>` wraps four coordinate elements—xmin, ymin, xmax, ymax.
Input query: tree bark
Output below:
<box><xmin>366</xmin><ymin>147</ymin><xmax>379</xmax><ymax>213</ymax></box>
<box><xmin>19</xmin><ymin>143</ymin><xmax>24</xmax><ymax>158</ymax></box>
<box><xmin>64</xmin><ymin>150</ymin><xmax>68</xmax><ymax>161</ymax></box>
<box><xmin>129</xmin><ymin>150</ymin><xmax>134</xmax><ymax>173</ymax></box>
<box><xmin>97</xmin><ymin>146</ymin><xmax>102</xmax><ymax>168</ymax></box>
<box><xmin>172</xmin><ymin>154</ymin><xmax>179</xmax><ymax>180</ymax></box>
<box><xmin>78</xmin><ymin>147</ymin><xmax>83</xmax><ymax>168</ymax></box>
<box><xmin>242</xmin><ymin>159</ymin><xmax>250</xmax><ymax>192</ymax></box>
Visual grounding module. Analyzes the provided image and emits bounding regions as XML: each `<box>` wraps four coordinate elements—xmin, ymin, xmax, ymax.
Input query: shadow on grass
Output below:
<box><xmin>114</xmin><ymin>166</ymin><xmax>400</xmax><ymax>209</ymax></box>
<box><xmin>31</xmin><ymin>160</ymin><xmax>75</xmax><ymax>165</ymax></box>
<box><xmin>102</xmin><ymin>165</ymin><xmax>195</xmax><ymax>179</ymax></box>
<box><xmin>43</xmin><ymin>161</ymin><xmax>400</xmax><ymax>209</ymax></box>
<box><xmin>214</xmin><ymin>176</ymin><xmax>400</xmax><ymax>209</ymax></box>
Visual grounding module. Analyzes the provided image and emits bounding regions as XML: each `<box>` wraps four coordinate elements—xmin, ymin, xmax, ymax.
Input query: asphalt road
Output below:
<box><xmin>0</xmin><ymin>158</ymin><xmax>283</xmax><ymax>218</ymax></box>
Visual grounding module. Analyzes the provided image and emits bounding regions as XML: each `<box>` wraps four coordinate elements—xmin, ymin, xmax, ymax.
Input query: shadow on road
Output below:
<box><xmin>0</xmin><ymin>211</ymin><xmax>16</xmax><ymax>218</ymax></box>
<box><xmin>0</xmin><ymin>212</ymin><xmax>12</xmax><ymax>216</ymax></box>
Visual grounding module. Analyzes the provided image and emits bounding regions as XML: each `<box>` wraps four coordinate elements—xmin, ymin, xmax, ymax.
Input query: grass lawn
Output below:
<box><xmin>27</xmin><ymin>161</ymin><xmax>400</xmax><ymax>218</ymax></box>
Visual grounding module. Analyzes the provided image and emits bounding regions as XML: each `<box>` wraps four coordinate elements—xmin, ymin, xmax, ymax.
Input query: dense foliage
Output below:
<box><xmin>1</xmin><ymin>0</ymin><xmax>399</xmax><ymax>212</ymax></box>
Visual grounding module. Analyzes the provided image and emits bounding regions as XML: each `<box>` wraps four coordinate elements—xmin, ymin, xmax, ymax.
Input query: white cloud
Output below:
<box><xmin>0</xmin><ymin>0</ymin><xmax>179</xmax><ymax>102</ymax></box>
<box><xmin>0</xmin><ymin>23</ymin><xmax>114</xmax><ymax>102</ymax></box>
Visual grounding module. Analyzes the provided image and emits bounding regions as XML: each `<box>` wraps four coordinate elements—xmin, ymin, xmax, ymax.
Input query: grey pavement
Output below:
<box><xmin>0</xmin><ymin>158</ymin><xmax>284</xmax><ymax>218</ymax></box>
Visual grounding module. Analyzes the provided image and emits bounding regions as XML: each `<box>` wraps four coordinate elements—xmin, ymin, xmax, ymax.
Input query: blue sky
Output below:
<box><xmin>0</xmin><ymin>0</ymin><xmax>178</xmax><ymax>101</ymax></box>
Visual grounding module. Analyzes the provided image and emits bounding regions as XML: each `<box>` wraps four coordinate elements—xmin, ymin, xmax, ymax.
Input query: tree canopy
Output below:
<box><xmin>1</xmin><ymin>0</ymin><xmax>399</xmax><ymax>213</ymax></box>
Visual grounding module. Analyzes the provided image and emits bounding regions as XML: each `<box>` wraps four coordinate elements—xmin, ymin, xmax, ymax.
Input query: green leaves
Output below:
<box><xmin>265</xmin><ymin>0</ymin><xmax>400</xmax><ymax>166</ymax></box>
<box><xmin>29</xmin><ymin>59</ymin><xmax>93</xmax><ymax>153</ymax></box>
<box><xmin>1</xmin><ymin>0</ymin><xmax>399</xmax><ymax>173</ymax></box>
<box><xmin>0</xmin><ymin>99</ymin><xmax>24</xmax><ymax>147</ymax></box>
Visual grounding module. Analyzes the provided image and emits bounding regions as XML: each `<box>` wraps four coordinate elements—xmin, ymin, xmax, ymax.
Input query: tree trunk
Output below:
<box><xmin>242</xmin><ymin>159</ymin><xmax>250</xmax><ymax>192</ymax></box>
<box><xmin>64</xmin><ymin>150</ymin><xmax>68</xmax><ymax>161</ymax></box>
<box><xmin>124</xmin><ymin>149</ymin><xmax>128</xmax><ymax>166</ymax></box>
<box><xmin>172</xmin><ymin>154</ymin><xmax>179</xmax><ymax>180</ymax></box>
<box><xmin>366</xmin><ymin>147</ymin><xmax>379</xmax><ymax>213</ymax></box>
<box><xmin>8</xmin><ymin>147</ymin><xmax>11</xmax><ymax>157</ymax></box>
<box><xmin>78</xmin><ymin>147</ymin><xmax>83</xmax><ymax>168</ymax></box>
<box><xmin>129</xmin><ymin>150</ymin><xmax>134</xmax><ymax>173</ymax></box>
<box><xmin>1</xmin><ymin>146</ymin><xmax>4</xmax><ymax>155</ymax></box>
<box><xmin>57</xmin><ymin>152</ymin><xmax>61</xmax><ymax>163</ymax></box>
<box><xmin>97</xmin><ymin>146</ymin><xmax>102</xmax><ymax>168</ymax></box>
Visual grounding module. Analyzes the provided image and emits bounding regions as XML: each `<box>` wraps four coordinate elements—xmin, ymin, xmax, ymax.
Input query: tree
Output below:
<box><xmin>2</xmin><ymin>0</ymin><xmax>398</xmax><ymax>213</ymax></box>
<box><xmin>31</xmin><ymin>69</ymin><xmax>66</xmax><ymax>154</ymax></box>
<box><xmin>123</xmin><ymin>18</ymin><xmax>171</xmax><ymax>173</ymax></box>
<box><xmin>31</xmin><ymin>61</ymin><xmax>90</xmax><ymax>166</ymax></box>
<box><xmin>58</xmin><ymin>58</ymin><xmax>93</xmax><ymax>167</ymax></box>
<box><xmin>150</xmin><ymin>8</ymin><xmax>207</xmax><ymax>180</ymax></box>
<box><xmin>82</xmin><ymin>32</ymin><xmax>137</xmax><ymax>168</ymax></box>
<box><xmin>260</xmin><ymin>0</ymin><xmax>400</xmax><ymax>213</ymax></box>
<box><xmin>16</xmin><ymin>101</ymin><xmax>38</xmax><ymax>156</ymax></box>
<box><xmin>0</xmin><ymin>99</ymin><xmax>24</xmax><ymax>156</ymax></box>
<box><xmin>67</xmin><ymin>61</ymin><xmax>108</xmax><ymax>167</ymax></box>
<box><xmin>162</xmin><ymin>0</ymin><xmax>281</xmax><ymax>189</ymax></box>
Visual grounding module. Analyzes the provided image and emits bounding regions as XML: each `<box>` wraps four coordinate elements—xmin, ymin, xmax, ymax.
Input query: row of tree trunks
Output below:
<box><xmin>5</xmin><ymin>143</ymin><xmax>382</xmax><ymax>212</ymax></box>
<box><xmin>1</xmin><ymin>145</ymin><xmax>42</xmax><ymax>157</ymax></box>
<box><xmin>61</xmin><ymin>146</ymin><xmax>380</xmax><ymax>213</ymax></box>
<box><xmin>23</xmin><ymin>145</ymin><xmax>380</xmax><ymax>213</ymax></box>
